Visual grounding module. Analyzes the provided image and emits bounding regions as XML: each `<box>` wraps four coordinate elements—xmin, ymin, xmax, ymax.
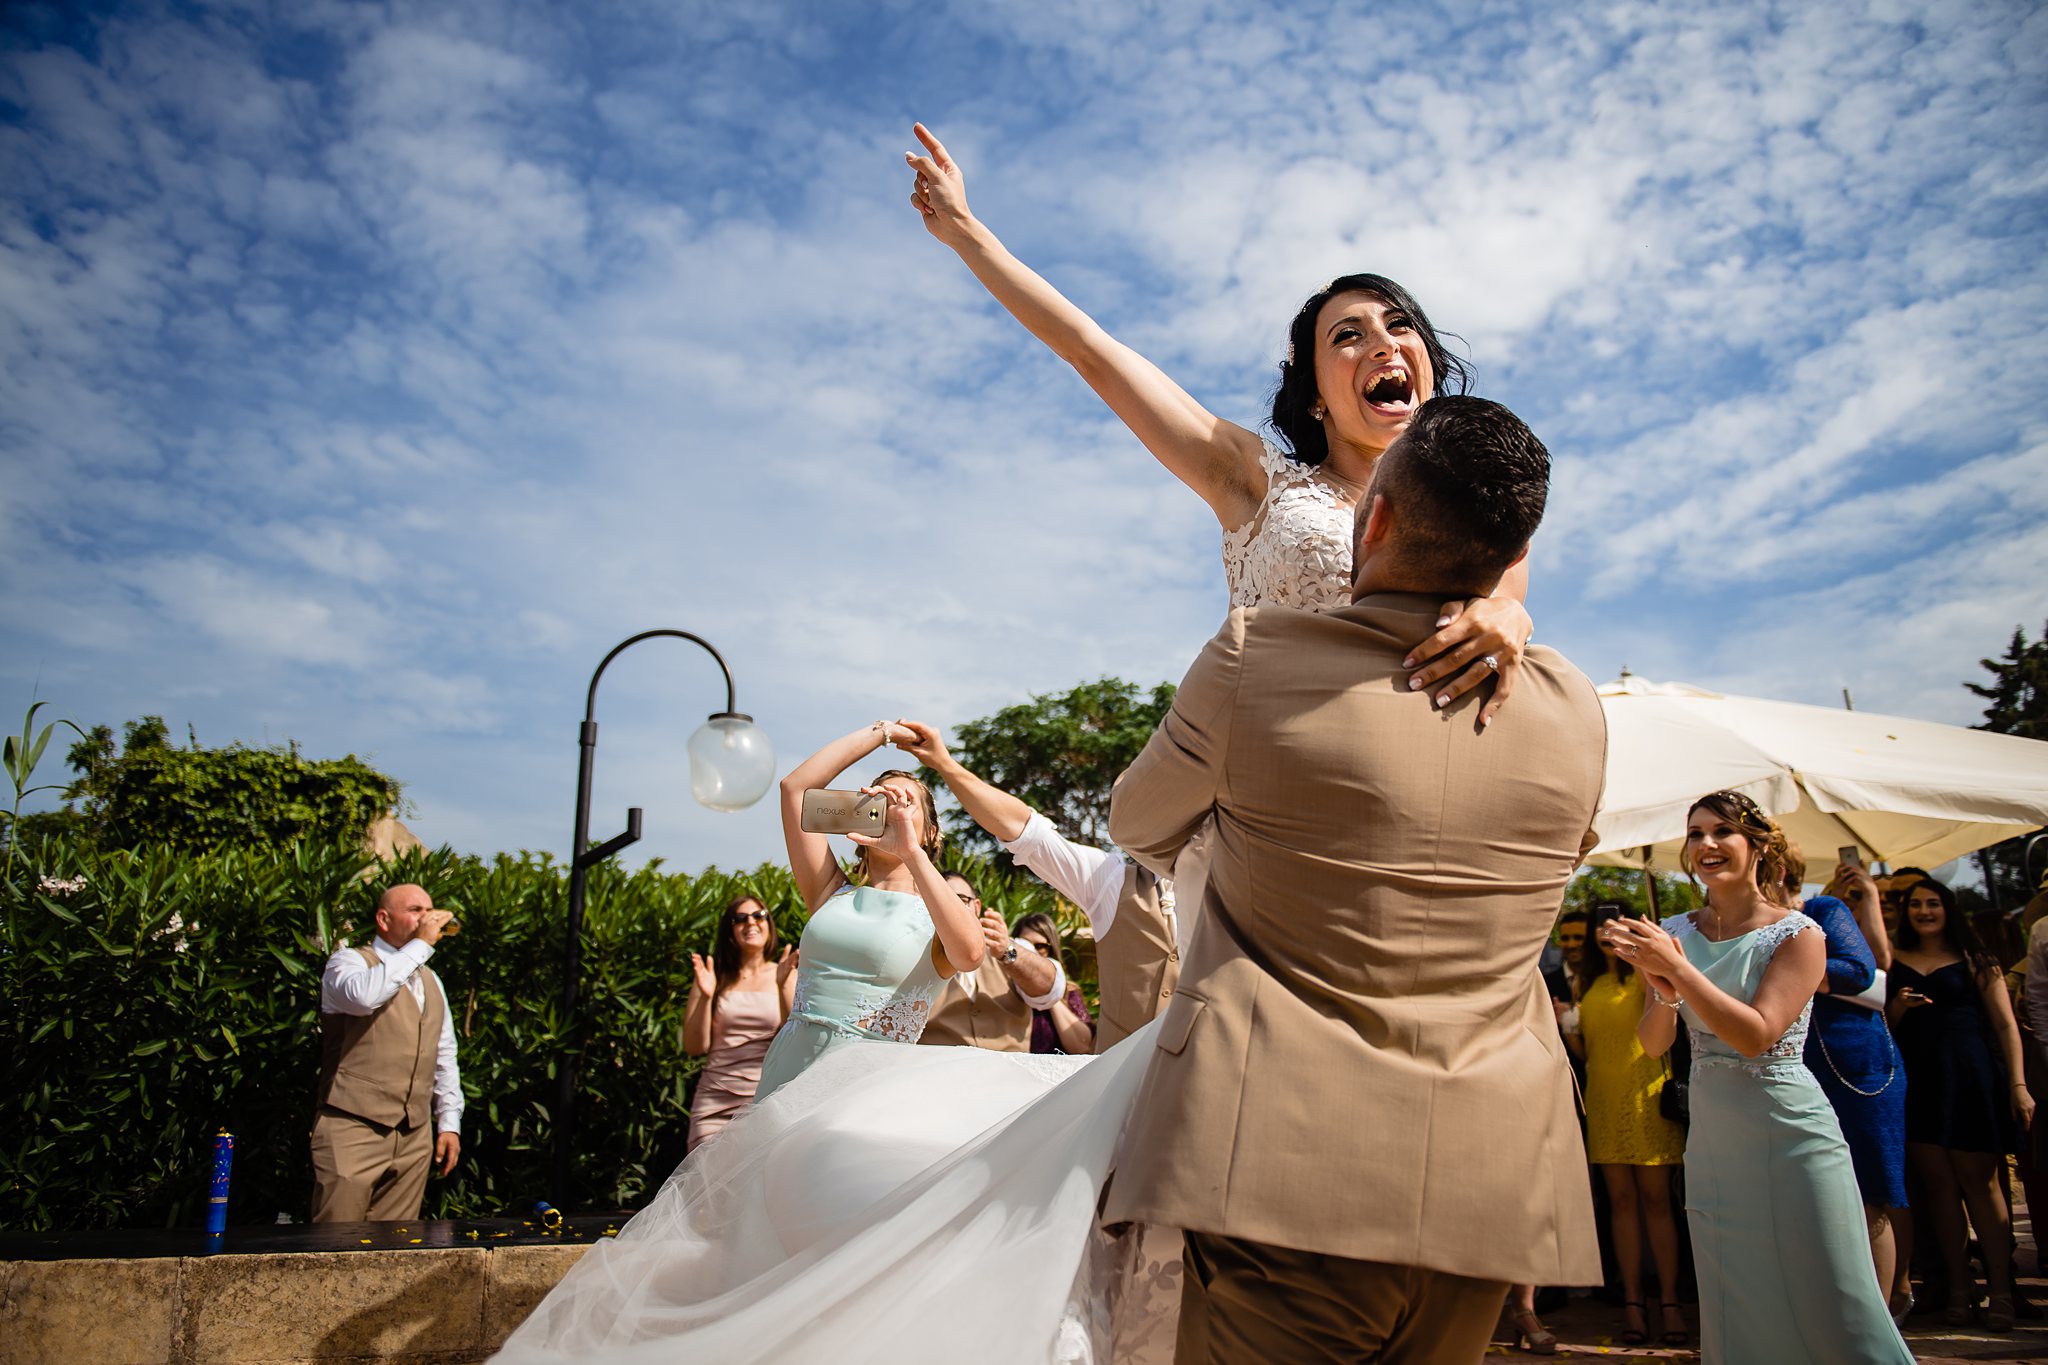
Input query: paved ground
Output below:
<box><xmin>1483</xmin><ymin>1210</ymin><xmax>2048</xmax><ymax>1363</ymax></box>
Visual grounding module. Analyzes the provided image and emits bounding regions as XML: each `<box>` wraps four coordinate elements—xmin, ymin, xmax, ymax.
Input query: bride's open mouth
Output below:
<box><xmin>1361</xmin><ymin>366</ymin><xmax>1414</xmax><ymax>414</ymax></box>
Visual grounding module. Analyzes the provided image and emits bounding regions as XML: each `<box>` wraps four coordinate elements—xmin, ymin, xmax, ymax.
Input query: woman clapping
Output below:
<box><xmin>1605</xmin><ymin>792</ymin><xmax>1911</xmax><ymax>1364</ymax></box>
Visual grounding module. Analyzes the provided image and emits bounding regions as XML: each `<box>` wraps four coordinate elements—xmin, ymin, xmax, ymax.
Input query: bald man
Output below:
<box><xmin>310</xmin><ymin>883</ymin><xmax>464</xmax><ymax>1222</ymax></box>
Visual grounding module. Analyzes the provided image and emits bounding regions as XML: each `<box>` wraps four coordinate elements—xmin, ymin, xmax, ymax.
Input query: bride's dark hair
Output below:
<box><xmin>851</xmin><ymin>771</ymin><xmax>943</xmax><ymax>886</ymax></box>
<box><xmin>1269</xmin><ymin>273</ymin><xmax>1472</xmax><ymax>467</ymax></box>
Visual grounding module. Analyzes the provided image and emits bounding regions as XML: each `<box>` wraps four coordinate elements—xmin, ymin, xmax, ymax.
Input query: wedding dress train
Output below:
<box><xmin>495</xmin><ymin>1018</ymin><xmax>1182</xmax><ymax>1364</ymax></box>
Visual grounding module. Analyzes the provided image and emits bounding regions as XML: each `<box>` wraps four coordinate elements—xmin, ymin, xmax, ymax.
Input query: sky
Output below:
<box><xmin>3</xmin><ymin>0</ymin><xmax>2044</xmax><ymax>875</ymax></box>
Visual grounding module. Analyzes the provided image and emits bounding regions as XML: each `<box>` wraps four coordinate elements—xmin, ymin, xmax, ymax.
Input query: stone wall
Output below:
<box><xmin>0</xmin><ymin>1243</ymin><xmax>586</xmax><ymax>1365</ymax></box>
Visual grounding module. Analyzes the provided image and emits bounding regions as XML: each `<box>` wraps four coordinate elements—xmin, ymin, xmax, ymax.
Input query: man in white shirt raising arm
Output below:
<box><xmin>895</xmin><ymin>720</ymin><xmax>1182</xmax><ymax>1051</ymax></box>
<box><xmin>311</xmin><ymin>883</ymin><xmax>463</xmax><ymax>1222</ymax></box>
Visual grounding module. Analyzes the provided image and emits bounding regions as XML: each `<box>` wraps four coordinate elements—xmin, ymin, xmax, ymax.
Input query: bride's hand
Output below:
<box><xmin>1405</xmin><ymin>597</ymin><xmax>1533</xmax><ymax>727</ymax></box>
<box><xmin>905</xmin><ymin>123</ymin><xmax>974</xmax><ymax>247</ymax></box>
<box><xmin>846</xmin><ymin>784</ymin><xmax>923</xmax><ymax>862</ymax></box>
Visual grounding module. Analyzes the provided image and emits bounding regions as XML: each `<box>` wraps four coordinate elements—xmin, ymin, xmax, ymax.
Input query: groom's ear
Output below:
<box><xmin>1356</xmin><ymin>492</ymin><xmax>1394</xmax><ymax>556</ymax></box>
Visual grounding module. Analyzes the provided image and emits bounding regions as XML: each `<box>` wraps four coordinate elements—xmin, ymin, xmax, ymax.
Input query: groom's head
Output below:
<box><xmin>1350</xmin><ymin>396</ymin><xmax>1549</xmax><ymax>602</ymax></box>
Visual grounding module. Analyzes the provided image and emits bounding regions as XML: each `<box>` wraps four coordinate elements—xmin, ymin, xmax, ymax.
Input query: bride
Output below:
<box><xmin>495</xmin><ymin>723</ymin><xmax>1175</xmax><ymax>1364</ymax></box>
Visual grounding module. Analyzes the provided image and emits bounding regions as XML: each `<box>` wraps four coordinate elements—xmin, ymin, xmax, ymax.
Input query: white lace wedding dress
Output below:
<box><xmin>495</xmin><ymin>450</ymin><xmax>1350</xmax><ymax>1364</ymax></box>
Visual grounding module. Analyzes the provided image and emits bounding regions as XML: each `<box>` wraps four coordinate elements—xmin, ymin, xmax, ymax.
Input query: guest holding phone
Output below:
<box><xmin>1889</xmin><ymin>875</ymin><xmax>2033</xmax><ymax>1331</ymax></box>
<box><xmin>1008</xmin><ymin>913</ymin><xmax>1095</xmax><ymax>1055</ymax></box>
<box><xmin>681</xmin><ymin>895</ymin><xmax>797</xmax><ymax>1152</ymax></box>
<box><xmin>1790</xmin><ymin>849</ymin><xmax>1912</xmax><ymax>1318</ymax></box>
<box><xmin>754</xmin><ymin>722</ymin><xmax>987</xmax><ymax>1101</ymax></box>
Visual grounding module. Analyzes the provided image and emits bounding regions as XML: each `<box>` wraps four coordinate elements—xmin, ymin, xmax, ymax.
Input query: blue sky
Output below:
<box><xmin>3</xmin><ymin>0</ymin><xmax>2044</xmax><ymax>874</ymax></box>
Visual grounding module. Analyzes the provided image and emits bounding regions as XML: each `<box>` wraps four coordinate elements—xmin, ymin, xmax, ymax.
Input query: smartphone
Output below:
<box><xmin>1838</xmin><ymin>845</ymin><xmax>1862</xmax><ymax>868</ymax></box>
<box><xmin>799</xmin><ymin>788</ymin><xmax>887</xmax><ymax>837</ymax></box>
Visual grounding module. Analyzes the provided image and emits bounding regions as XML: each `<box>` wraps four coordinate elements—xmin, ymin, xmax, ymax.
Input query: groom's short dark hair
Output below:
<box><xmin>1366</xmin><ymin>396</ymin><xmax>1549</xmax><ymax>585</ymax></box>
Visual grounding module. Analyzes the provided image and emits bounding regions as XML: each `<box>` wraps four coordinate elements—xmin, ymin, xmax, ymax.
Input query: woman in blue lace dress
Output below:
<box><xmin>1791</xmin><ymin>853</ymin><xmax>1910</xmax><ymax>1319</ymax></box>
<box><xmin>1605</xmin><ymin>791</ymin><xmax>1911</xmax><ymax>1364</ymax></box>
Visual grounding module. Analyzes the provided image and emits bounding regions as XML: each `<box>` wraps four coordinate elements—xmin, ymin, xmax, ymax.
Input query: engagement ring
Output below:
<box><xmin>1483</xmin><ymin>654</ymin><xmax>1500</xmax><ymax>671</ymax></box>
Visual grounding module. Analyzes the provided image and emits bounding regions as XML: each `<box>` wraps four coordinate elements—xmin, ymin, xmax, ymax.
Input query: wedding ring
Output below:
<box><xmin>1483</xmin><ymin>654</ymin><xmax>1500</xmax><ymax>671</ymax></box>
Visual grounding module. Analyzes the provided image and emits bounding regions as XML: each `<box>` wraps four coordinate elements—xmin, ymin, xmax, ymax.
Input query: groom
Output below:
<box><xmin>1105</xmin><ymin>396</ymin><xmax>1605</xmax><ymax>1363</ymax></box>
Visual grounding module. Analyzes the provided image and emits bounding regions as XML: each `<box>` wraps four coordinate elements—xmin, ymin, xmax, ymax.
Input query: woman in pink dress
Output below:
<box><xmin>683</xmin><ymin>895</ymin><xmax>796</xmax><ymax>1152</ymax></box>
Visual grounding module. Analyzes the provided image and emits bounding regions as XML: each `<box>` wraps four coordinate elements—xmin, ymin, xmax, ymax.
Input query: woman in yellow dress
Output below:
<box><xmin>1580</xmin><ymin>908</ymin><xmax>1691</xmax><ymax>1347</ymax></box>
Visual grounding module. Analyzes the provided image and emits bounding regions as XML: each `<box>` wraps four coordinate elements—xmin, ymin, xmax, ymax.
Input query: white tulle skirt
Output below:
<box><xmin>494</xmin><ymin>1020</ymin><xmax>1183</xmax><ymax>1364</ymax></box>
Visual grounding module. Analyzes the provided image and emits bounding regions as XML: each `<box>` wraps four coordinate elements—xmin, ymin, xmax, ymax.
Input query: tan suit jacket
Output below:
<box><xmin>1102</xmin><ymin>595</ymin><xmax>1605</xmax><ymax>1287</ymax></box>
<box><xmin>919</xmin><ymin>954</ymin><xmax>1033</xmax><ymax>1050</ymax></box>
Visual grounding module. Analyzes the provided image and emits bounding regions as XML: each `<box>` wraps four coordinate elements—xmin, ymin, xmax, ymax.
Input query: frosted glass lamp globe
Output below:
<box><xmin>687</xmin><ymin>713</ymin><xmax>775</xmax><ymax>811</ymax></box>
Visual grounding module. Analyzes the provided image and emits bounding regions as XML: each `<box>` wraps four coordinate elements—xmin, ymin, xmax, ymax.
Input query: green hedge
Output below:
<box><xmin>1</xmin><ymin>836</ymin><xmax>1078</xmax><ymax>1230</ymax></box>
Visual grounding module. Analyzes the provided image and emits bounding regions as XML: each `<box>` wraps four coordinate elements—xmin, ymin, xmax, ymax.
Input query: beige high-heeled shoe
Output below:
<box><xmin>1508</xmin><ymin>1307</ymin><xmax>1558</xmax><ymax>1355</ymax></box>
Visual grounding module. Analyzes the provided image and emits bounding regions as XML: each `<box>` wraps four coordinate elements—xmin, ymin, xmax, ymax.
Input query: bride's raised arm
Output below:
<box><xmin>907</xmin><ymin>122</ymin><xmax>1267</xmax><ymax>531</ymax></box>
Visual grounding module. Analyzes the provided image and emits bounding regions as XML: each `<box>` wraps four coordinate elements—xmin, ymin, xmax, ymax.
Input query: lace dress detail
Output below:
<box><xmin>1672</xmin><ymin>910</ymin><xmax>1819</xmax><ymax>1075</ymax></box>
<box><xmin>1219</xmin><ymin>437</ymin><xmax>1359</xmax><ymax>611</ymax></box>
<box><xmin>849</xmin><ymin>992</ymin><xmax>936</xmax><ymax>1043</ymax></box>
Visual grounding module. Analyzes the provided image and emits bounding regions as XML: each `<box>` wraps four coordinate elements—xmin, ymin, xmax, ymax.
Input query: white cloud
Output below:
<box><xmin>2</xmin><ymin>0</ymin><xmax>2042</xmax><ymax>875</ymax></box>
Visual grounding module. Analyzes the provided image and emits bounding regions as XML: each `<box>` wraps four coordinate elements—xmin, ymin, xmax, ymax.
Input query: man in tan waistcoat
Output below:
<box><xmin>1103</xmin><ymin>396</ymin><xmax>1604</xmax><ymax>1363</ymax></box>
<box><xmin>898</xmin><ymin>720</ymin><xmax>1180</xmax><ymax>1051</ymax></box>
<box><xmin>917</xmin><ymin>870</ymin><xmax>1057</xmax><ymax>1051</ymax></box>
<box><xmin>311</xmin><ymin>883</ymin><xmax>464</xmax><ymax>1222</ymax></box>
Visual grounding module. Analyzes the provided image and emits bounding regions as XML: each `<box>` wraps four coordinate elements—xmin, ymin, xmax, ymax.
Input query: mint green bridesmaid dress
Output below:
<box><xmin>1672</xmin><ymin>909</ymin><xmax>1914</xmax><ymax>1364</ymax></box>
<box><xmin>754</xmin><ymin>884</ymin><xmax>950</xmax><ymax>1101</ymax></box>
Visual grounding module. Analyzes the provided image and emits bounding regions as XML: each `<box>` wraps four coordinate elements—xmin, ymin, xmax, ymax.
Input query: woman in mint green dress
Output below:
<box><xmin>755</xmin><ymin>720</ymin><xmax>989</xmax><ymax>1099</ymax></box>
<box><xmin>1605</xmin><ymin>790</ymin><xmax>1913</xmax><ymax>1365</ymax></box>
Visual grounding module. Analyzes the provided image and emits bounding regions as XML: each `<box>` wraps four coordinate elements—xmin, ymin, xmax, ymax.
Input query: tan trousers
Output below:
<box><xmin>309</xmin><ymin>1107</ymin><xmax>432</xmax><ymax>1222</ymax></box>
<box><xmin>1178</xmin><ymin>1231</ymin><xmax>1508</xmax><ymax>1365</ymax></box>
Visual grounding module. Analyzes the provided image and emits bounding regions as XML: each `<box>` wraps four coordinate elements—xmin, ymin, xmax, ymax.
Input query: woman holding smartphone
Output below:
<box><xmin>1786</xmin><ymin>851</ymin><xmax>1912</xmax><ymax>1320</ymax></box>
<box><xmin>906</xmin><ymin>124</ymin><xmax>1532</xmax><ymax>723</ymax></box>
<box><xmin>1889</xmin><ymin>875</ymin><xmax>2032</xmax><ymax>1331</ymax></box>
<box><xmin>1604</xmin><ymin>791</ymin><xmax>1912</xmax><ymax>1364</ymax></box>
<box><xmin>752</xmin><ymin>721</ymin><xmax>987</xmax><ymax>1100</ymax></box>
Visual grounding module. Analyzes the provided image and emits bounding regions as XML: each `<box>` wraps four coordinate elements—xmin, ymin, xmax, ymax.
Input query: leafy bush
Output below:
<box><xmin>1</xmin><ymin>834</ymin><xmax>1076</xmax><ymax>1229</ymax></box>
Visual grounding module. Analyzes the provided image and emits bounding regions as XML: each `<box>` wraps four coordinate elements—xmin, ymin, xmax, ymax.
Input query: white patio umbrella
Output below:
<box><xmin>1586</xmin><ymin>675</ymin><xmax>2048</xmax><ymax>873</ymax></box>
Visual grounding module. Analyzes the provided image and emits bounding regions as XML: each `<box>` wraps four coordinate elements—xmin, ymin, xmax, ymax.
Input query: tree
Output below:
<box><xmin>51</xmin><ymin>715</ymin><xmax>401</xmax><ymax>856</ymax></box>
<box><xmin>1967</xmin><ymin>622</ymin><xmax>2048</xmax><ymax>908</ymax></box>
<box><xmin>921</xmin><ymin>677</ymin><xmax>1175</xmax><ymax>857</ymax></box>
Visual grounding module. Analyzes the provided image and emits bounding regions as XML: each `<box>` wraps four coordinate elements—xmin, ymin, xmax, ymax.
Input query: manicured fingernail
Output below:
<box><xmin>1436</xmin><ymin>694</ymin><xmax>1450</xmax><ymax>707</ymax></box>
<box><xmin>1409</xmin><ymin>676</ymin><xmax>1424</xmax><ymax>690</ymax></box>
<box><xmin>1436</xmin><ymin>616</ymin><xmax>1452</xmax><ymax>627</ymax></box>
<box><xmin>1402</xmin><ymin>655</ymin><xmax>1415</xmax><ymax>667</ymax></box>
<box><xmin>1481</xmin><ymin>714</ymin><xmax>1493</xmax><ymax>728</ymax></box>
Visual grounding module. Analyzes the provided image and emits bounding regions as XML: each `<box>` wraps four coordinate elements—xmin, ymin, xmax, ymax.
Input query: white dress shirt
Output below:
<box><xmin>320</xmin><ymin>935</ymin><xmax>464</xmax><ymax>1134</ymax></box>
<box><xmin>1000</xmin><ymin>810</ymin><xmax>1178</xmax><ymax>947</ymax></box>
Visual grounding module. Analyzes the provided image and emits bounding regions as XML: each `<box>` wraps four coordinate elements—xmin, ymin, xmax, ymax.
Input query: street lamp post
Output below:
<box><xmin>552</xmin><ymin>629</ymin><xmax>775</xmax><ymax>1204</ymax></box>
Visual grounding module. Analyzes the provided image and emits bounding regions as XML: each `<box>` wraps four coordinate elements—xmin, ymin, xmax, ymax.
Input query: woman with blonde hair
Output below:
<box><xmin>1604</xmin><ymin>792</ymin><xmax>1911</xmax><ymax>1363</ymax></box>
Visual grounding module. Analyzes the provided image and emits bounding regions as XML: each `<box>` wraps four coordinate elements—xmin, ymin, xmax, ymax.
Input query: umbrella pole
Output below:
<box><xmin>1641</xmin><ymin>850</ymin><xmax>1661</xmax><ymax>920</ymax></box>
